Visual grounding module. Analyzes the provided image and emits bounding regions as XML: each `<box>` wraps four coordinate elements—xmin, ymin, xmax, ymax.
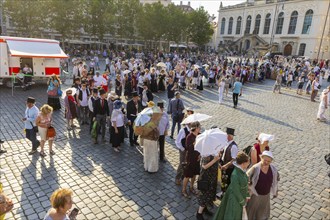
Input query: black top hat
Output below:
<box><xmin>26</xmin><ymin>97</ymin><xmax>35</xmax><ymax>104</ymax></box>
<box><xmin>226</xmin><ymin>127</ymin><xmax>235</xmax><ymax>136</ymax></box>
<box><xmin>157</xmin><ymin>102</ymin><xmax>164</xmax><ymax>108</ymax></box>
<box><xmin>92</xmin><ymin>88</ymin><xmax>98</xmax><ymax>93</ymax></box>
<box><xmin>131</xmin><ymin>91</ymin><xmax>138</xmax><ymax>97</ymax></box>
<box><xmin>99</xmin><ymin>89</ymin><xmax>106</xmax><ymax>95</ymax></box>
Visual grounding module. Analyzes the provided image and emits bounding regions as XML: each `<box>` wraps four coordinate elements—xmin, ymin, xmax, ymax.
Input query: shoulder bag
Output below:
<box><xmin>47</xmin><ymin>126</ymin><xmax>56</xmax><ymax>138</ymax></box>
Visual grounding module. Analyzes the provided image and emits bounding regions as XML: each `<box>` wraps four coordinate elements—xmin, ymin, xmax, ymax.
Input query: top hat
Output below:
<box><xmin>92</xmin><ymin>88</ymin><xmax>98</xmax><ymax>93</ymax></box>
<box><xmin>226</xmin><ymin>127</ymin><xmax>235</xmax><ymax>136</ymax></box>
<box><xmin>131</xmin><ymin>91</ymin><xmax>139</xmax><ymax>97</ymax></box>
<box><xmin>99</xmin><ymin>89</ymin><xmax>106</xmax><ymax>95</ymax></box>
<box><xmin>27</xmin><ymin>97</ymin><xmax>36</xmax><ymax>104</ymax></box>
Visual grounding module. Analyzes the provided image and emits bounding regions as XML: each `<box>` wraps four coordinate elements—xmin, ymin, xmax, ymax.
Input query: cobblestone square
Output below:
<box><xmin>0</xmin><ymin>79</ymin><xmax>329</xmax><ymax>219</ymax></box>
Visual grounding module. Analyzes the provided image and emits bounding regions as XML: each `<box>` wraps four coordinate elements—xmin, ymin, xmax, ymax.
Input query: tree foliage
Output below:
<box><xmin>3</xmin><ymin>1</ymin><xmax>214</xmax><ymax>47</ymax></box>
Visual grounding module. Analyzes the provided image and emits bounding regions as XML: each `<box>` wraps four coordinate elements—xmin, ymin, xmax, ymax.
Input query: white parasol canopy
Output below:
<box><xmin>181</xmin><ymin>113</ymin><xmax>212</xmax><ymax>125</ymax></box>
<box><xmin>258</xmin><ymin>133</ymin><xmax>275</xmax><ymax>144</ymax></box>
<box><xmin>195</xmin><ymin>128</ymin><xmax>228</xmax><ymax>157</ymax></box>
<box><xmin>123</xmin><ymin>70</ymin><xmax>131</xmax><ymax>75</ymax></box>
<box><xmin>156</xmin><ymin>62</ymin><xmax>166</xmax><ymax>68</ymax></box>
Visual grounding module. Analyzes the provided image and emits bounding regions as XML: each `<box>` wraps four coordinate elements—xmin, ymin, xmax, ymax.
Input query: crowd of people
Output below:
<box><xmin>1</xmin><ymin>49</ymin><xmax>329</xmax><ymax>219</ymax></box>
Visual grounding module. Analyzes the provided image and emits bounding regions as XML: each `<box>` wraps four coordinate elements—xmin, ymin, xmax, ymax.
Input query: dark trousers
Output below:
<box><xmin>96</xmin><ymin>114</ymin><xmax>106</xmax><ymax>140</ymax></box>
<box><xmin>233</xmin><ymin>93</ymin><xmax>239</xmax><ymax>107</ymax></box>
<box><xmin>79</xmin><ymin>106</ymin><xmax>89</xmax><ymax>123</ymax></box>
<box><xmin>128</xmin><ymin>124</ymin><xmax>137</xmax><ymax>144</ymax></box>
<box><xmin>105</xmin><ymin>64</ymin><xmax>110</xmax><ymax>72</ymax></box>
<box><xmin>26</xmin><ymin>129</ymin><xmax>39</xmax><ymax>150</ymax></box>
<box><xmin>89</xmin><ymin>110</ymin><xmax>94</xmax><ymax>132</ymax></box>
<box><xmin>171</xmin><ymin>117</ymin><xmax>181</xmax><ymax>137</ymax></box>
<box><xmin>158</xmin><ymin>135</ymin><xmax>165</xmax><ymax>160</ymax></box>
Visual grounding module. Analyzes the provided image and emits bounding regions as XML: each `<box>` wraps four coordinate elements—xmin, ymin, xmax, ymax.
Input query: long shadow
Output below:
<box><xmin>239</xmin><ymin>98</ymin><xmax>264</xmax><ymax>107</ymax></box>
<box><xmin>239</xmin><ymin>106</ymin><xmax>303</xmax><ymax>131</ymax></box>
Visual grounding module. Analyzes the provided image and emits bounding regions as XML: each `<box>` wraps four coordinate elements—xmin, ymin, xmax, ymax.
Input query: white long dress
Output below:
<box><xmin>317</xmin><ymin>89</ymin><xmax>329</xmax><ymax>120</ymax></box>
<box><xmin>218</xmin><ymin>81</ymin><xmax>225</xmax><ymax>104</ymax></box>
<box><xmin>142</xmin><ymin>139</ymin><xmax>159</xmax><ymax>173</ymax></box>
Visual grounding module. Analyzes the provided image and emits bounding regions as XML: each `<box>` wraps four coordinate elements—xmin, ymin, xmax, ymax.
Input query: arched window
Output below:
<box><xmin>302</xmin><ymin>10</ymin><xmax>313</xmax><ymax>34</ymax></box>
<box><xmin>298</xmin><ymin>43</ymin><xmax>306</xmax><ymax>56</ymax></box>
<box><xmin>263</xmin><ymin>13</ymin><xmax>271</xmax><ymax>34</ymax></box>
<box><xmin>220</xmin><ymin>18</ymin><xmax>226</xmax><ymax>35</ymax></box>
<box><xmin>228</xmin><ymin>17</ymin><xmax>233</xmax><ymax>34</ymax></box>
<box><xmin>236</xmin><ymin>16</ymin><xmax>242</xmax><ymax>35</ymax></box>
<box><xmin>275</xmin><ymin>12</ymin><xmax>284</xmax><ymax>34</ymax></box>
<box><xmin>245</xmin><ymin>16</ymin><xmax>252</xmax><ymax>34</ymax></box>
<box><xmin>288</xmin><ymin>11</ymin><xmax>298</xmax><ymax>34</ymax></box>
<box><xmin>254</xmin><ymin>14</ymin><xmax>261</xmax><ymax>34</ymax></box>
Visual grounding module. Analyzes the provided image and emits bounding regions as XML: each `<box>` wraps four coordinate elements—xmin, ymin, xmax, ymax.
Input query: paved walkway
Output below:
<box><xmin>0</xmin><ymin>79</ymin><xmax>329</xmax><ymax>219</ymax></box>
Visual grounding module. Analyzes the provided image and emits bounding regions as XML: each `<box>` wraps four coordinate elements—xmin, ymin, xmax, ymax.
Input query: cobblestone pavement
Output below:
<box><xmin>0</xmin><ymin>79</ymin><xmax>329</xmax><ymax>220</ymax></box>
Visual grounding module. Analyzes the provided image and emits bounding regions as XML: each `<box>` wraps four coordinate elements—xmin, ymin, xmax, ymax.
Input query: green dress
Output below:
<box><xmin>213</xmin><ymin>166</ymin><xmax>249</xmax><ymax>220</ymax></box>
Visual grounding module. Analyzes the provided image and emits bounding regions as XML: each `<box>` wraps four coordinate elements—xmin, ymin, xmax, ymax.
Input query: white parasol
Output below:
<box><xmin>195</xmin><ymin>128</ymin><xmax>228</xmax><ymax>157</ymax></box>
<box><xmin>258</xmin><ymin>133</ymin><xmax>275</xmax><ymax>144</ymax></box>
<box><xmin>62</xmin><ymin>88</ymin><xmax>77</xmax><ymax>99</ymax></box>
<box><xmin>156</xmin><ymin>62</ymin><xmax>166</xmax><ymax>68</ymax></box>
<box><xmin>123</xmin><ymin>70</ymin><xmax>131</xmax><ymax>75</ymax></box>
<box><xmin>194</xmin><ymin>64</ymin><xmax>201</xmax><ymax>69</ymax></box>
<box><xmin>181</xmin><ymin>113</ymin><xmax>212</xmax><ymax>125</ymax></box>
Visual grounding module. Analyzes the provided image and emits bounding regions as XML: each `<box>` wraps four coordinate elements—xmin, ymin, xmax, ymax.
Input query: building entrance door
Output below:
<box><xmin>283</xmin><ymin>44</ymin><xmax>292</xmax><ymax>56</ymax></box>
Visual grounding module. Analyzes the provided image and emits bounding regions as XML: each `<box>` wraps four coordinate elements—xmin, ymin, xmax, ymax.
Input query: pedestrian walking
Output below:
<box><xmin>23</xmin><ymin>97</ymin><xmax>40</xmax><ymax>155</ymax></box>
<box><xmin>250</xmin><ymin>133</ymin><xmax>274</xmax><ymax>166</ymax></box>
<box><xmin>218</xmin><ymin>78</ymin><xmax>225</xmax><ymax>104</ymax></box>
<box><xmin>64</xmin><ymin>88</ymin><xmax>78</xmax><ymax>130</ymax></box>
<box><xmin>140</xmin><ymin>83</ymin><xmax>153</xmax><ymax>109</ymax></box>
<box><xmin>93</xmin><ymin>89</ymin><xmax>109</xmax><ymax>144</ymax></box>
<box><xmin>47</xmin><ymin>74</ymin><xmax>61</xmax><ymax>111</ymax></box>
<box><xmin>174</xmin><ymin>123</ymin><xmax>191</xmax><ymax>185</ymax></box>
<box><xmin>44</xmin><ymin>188</ymin><xmax>75</xmax><ymax>220</ymax></box>
<box><xmin>246</xmin><ymin>151</ymin><xmax>280</xmax><ymax>220</ymax></box>
<box><xmin>157</xmin><ymin>102</ymin><xmax>169</xmax><ymax>162</ymax></box>
<box><xmin>111</xmin><ymin>100</ymin><xmax>125</xmax><ymax>152</ymax></box>
<box><xmin>166</xmin><ymin>78</ymin><xmax>177</xmax><ymax>113</ymax></box>
<box><xmin>311</xmin><ymin>77</ymin><xmax>320</xmax><ymax>102</ymax></box>
<box><xmin>182</xmin><ymin>122</ymin><xmax>201</xmax><ymax>198</ymax></box>
<box><xmin>220</xmin><ymin>127</ymin><xmax>238</xmax><ymax>192</ymax></box>
<box><xmin>213</xmin><ymin>152</ymin><xmax>250</xmax><ymax>220</ymax></box>
<box><xmin>127</xmin><ymin>92</ymin><xmax>142</xmax><ymax>146</ymax></box>
<box><xmin>232</xmin><ymin>78</ymin><xmax>242</xmax><ymax>108</ymax></box>
<box><xmin>273</xmin><ymin>74</ymin><xmax>282</xmax><ymax>94</ymax></box>
<box><xmin>296</xmin><ymin>76</ymin><xmax>304</xmax><ymax>95</ymax></box>
<box><xmin>317</xmin><ymin>86</ymin><xmax>330</xmax><ymax>122</ymax></box>
<box><xmin>35</xmin><ymin>104</ymin><xmax>54</xmax><ymax>157</ymax></box>
<box><xmin>169</xmin><ymin>92</ymin><xmax>185</xmax><ymax>138</ymax></box>
<box><xmin>77</xmin><ymin>81</ymin><xmax>90</xmax><ymax>125</ymax></box>
<box><xmin>88</xmin><ymin>88</ymin><xmax>99</xmax><ymax>132</ymax></box>
<box><xmin>115</xmin><ymin>74</ymin><xmax>123</xmax><ymax>97</ymax></box>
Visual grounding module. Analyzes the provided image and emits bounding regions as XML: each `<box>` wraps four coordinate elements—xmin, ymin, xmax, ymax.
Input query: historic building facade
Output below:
<box><xmin>216</xmin><ymin>0</ymin><xmax>330</xmax><ymax>59</ymax></box>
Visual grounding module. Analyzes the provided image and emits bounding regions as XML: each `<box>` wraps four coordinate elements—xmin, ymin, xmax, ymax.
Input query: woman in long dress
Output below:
<box><xmin>218</xmin><ymin>78</ymin><xmax>225</xmax><ymax>104</ymax></box>
<box><xmin>246</xmin><ymin>151</ymin><xmax>279</xmax><ymax>220</ymax></box>
<box><xmin>213</xmin><ymin>152</ymin><xmax>250</xmax><ymax>220</ymax></box>
<box><xmin>141</xmin><ymin>102</ymin><xmax>160</xmax><ymax>173</ymax></box>
<box><xmin>47</xmin><ymin>74</ymin><xmax>61</xmax><ymax>111</ymax></box>
<box><xmin>150</xmin><ymin>70</ymin><xmax>158</xmax><ymax>93</ymax></box>
<box><xmin>158</xmin><ymin>70</ymin><xmax>166</xmax><ymax>91</ymax></box>
<box><xmin>317</xmin><ymin>86</ymin><xmax>330</xmax><ymax>122</ymax></box>
<box><xmin>115</xmin><ymin>74</ymin><xmax>122</xmax><ymax>97</ymax></box>
<box><xmin>64</xmin><ymin>88</ymin><xmax>77</xmax><ymax>130</ymax></box>
<box><xmin>111</xmin><ymin>100</ymin><xmax>125</xmax><ymax>152</ymax></box>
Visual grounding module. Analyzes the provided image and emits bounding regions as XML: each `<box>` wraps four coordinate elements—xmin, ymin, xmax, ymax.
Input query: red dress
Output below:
<box><xmin>184</xmin><ymin>133</ymin><xmax>200</xmax><ymax>178</ymax></box>
<box><xmin>254</xmin><ymin>143</ymin><xmax>270</xmax><ymax>163</ymax></box>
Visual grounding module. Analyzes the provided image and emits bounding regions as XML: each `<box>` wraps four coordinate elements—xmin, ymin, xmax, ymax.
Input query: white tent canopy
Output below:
<box><xmin>4</xmin><ymin>37</ymin><xmax>68</xmax><ymax>58</ymax></box>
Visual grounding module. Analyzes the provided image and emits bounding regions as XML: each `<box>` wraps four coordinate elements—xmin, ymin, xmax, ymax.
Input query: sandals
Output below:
<box><xmin>40</xmin><ymin>151</ymin><xmax>46</xmax><ymax>157</ymax></box>
<box><xmin>182</xmin><ymin>190</ymin><xmax>191</xmax><ymax>199</ymax></box>
<box><xmin>190</xmin><ymin>188</ymin><xmax>198</xmax><ymax>195</ymax></box>
<box><xmin>50</xmin><ymin>150</ymin><xmax>56</xmax><ymax>156</ymax></box>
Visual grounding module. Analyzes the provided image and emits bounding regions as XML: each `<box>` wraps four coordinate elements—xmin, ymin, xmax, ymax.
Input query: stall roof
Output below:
<box><xmin>1</xmin><ymin>36</ymin><xmax>68</xmax><ymax>58</ymax></box>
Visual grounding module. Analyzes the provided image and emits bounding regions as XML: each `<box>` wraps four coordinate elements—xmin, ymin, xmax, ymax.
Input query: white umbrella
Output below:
<box><xmin>156</xmin><ymin>62</ymin><xmax>166</xmax><ymax>68</ymax></box>
<box><xmin>123</xmin><ymin>70</ymin><xmax>131</xmax><ymax>75</ymax></box>
<box><xmin>194</xmin><ymin>64</ymin><xmax>201</xmax><ymax>69</ymax></box>
<box><xmin>62</xmin><ymin>87</ymin><xmax>77</xmax><ymax>99</ymax></box>
<box><xmin>181</xmin><ymin>113</ymin><xmax>212</xmax><ymax>125</ymax></box>
<box><xmin>258</xmin><ymin>133</ymin><xmax>275</xmax><ymax>144</ymax></box>
<box><xmin>203</xmin><ymin>64</ymin><xmax>209</xmax><ymax>67</ymax></box>
<box><xmin>195</xmin><ymin>128</ymin><xmax>228</xmax><ymax>157</ymax></box>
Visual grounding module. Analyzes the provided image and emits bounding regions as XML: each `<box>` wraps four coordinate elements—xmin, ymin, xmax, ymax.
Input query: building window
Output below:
<box><xmin>302</xmin><ymin>9</ymin><xmax>313</xmax><ymax>34</ymax></box>
<box><xmin>236</xmin><ymin>16</ymin><xmax>242</xmax><ymax>35</ymax></box>
<box><xmin>254</xmin><ymin>14</ymin><xmax>261</xmax><ymax>34</ymax></box>
<box><xmin>228</xmin><ymin>17</ymin><xmax>233</xmax><ymax>34</ymax></box>
<box><xmin>245</xmin><ymin>15</ymin><xmax>252</xmax><ymax>34</ymax></box>
<box><xmin>263</xmin><ymin>13</ymin><xmax>271</xmax><ymax>34</ymax></box>
<box><xmin>288</xmin><ymin>11</ymin><xmax>298</xmax><ymax>34</ymax></box>
<box><xmin>298</xmin><ymin>43</ymin><xmax>306</xmax><ymax>56</ymax></box>
<box><xmin>220</xmin><ymin>18</ymin><xmax>226</xmax><ymax>35</ymax></box>
<box><xmin>275</xmin><ymin>12</ymin><xmax>284</xmax><ymax>34</ymax></box>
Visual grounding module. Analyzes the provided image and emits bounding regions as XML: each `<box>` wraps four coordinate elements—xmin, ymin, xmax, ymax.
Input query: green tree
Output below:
<box><xmin>188</xmin><ymin>7</ymin><xmax>214</xmax><ymax>47</ymax></box>
<box><xmin>3</xmin><ymin>0</ymin><xmax>48</xmax><ymax>37</ymax></box>
<box><xmin>47</xmin><ymin>0</ymin><xmax>85</xmax><ymax>43</ymax></box>
<box><xmin>84</xmin><ymin>0</ymin><xmax>115</xmax><ymax>41</ymax></box>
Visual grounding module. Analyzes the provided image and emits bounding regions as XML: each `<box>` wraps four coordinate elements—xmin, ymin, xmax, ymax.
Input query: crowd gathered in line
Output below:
<box><xmin>1</xmin><ymin>49</ymin><xmax>329</xmax><ymax>220</ymax></box>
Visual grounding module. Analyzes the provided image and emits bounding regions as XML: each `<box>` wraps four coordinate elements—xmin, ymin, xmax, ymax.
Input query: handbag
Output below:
<box><xmin>47</xmin><ymin>89</ymin><xmax>57</xmax><ymax>97</ymax></box>
<box><xmin>47</xmin><ymin>126</ymin><xmax>56</xmax><ymax>138</ymax></box>
<box><xmin>57</xmin><ymin>87</ymin><xmax>63</xmax><ymax>96</ymax></box>
<box><xmin>317</xmin><ymin>85</ymin><xmax>321</xmax><ymax>89</ymax></box>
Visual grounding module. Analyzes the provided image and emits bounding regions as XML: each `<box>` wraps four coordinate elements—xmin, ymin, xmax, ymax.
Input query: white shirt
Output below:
<box><xmin>111</xmin><ymin>109</ymin><xmax>124</xmax><ymax>127</ymax></box>
<box><xmin>157</xmin><ymin>112</ymin><xmax>169</xmax><ymax>135</ymax></box>
<box><xmin>79</xmin><ymin>89</ymin><xmax>88</xmax><ymax>107</ymax></box>
<box><xmin>175</xmin><ymin>126</ymin><xmax>190</xmax><ymax>151</ymax></box>
<box><xmin>222</xmin><ymin>140</ymin><xmax>238</xmax><ymax>161</ymax></box>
